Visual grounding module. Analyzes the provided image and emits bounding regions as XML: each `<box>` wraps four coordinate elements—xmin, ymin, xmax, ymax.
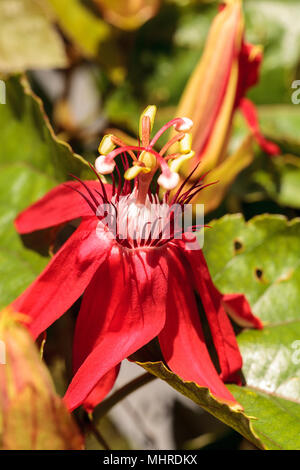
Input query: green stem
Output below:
<box><xmin>87</xmin><ymin>415</ymin><xmax>111</xmax><ymax>450</ymax></box>
<box><xmin>95</xmin><ymin>372</ymin><xmax>156</xmax><ymax>419</ymax></box>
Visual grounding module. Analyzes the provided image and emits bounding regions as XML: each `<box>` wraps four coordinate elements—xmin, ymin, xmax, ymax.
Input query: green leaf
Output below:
<box><xmin>245</xmin><ymin>1</ymin><xmax>300</xmax><ymax>105</ymax></box>
<box><xmin>104</xmin><ymin>83</ymin><xmax>141</xmax><ymax>134</ymax></box>
<box><xmin>203</xmin><ymin>214</ymin><xmax>300</xmax><ymax>324</ymax></box>
<box><xmin>138</xmin><ymin>214</ymin><xmax>300</xmax><ymax>450</ymax></box>
<box><xmin>252</xmin><ymin>157</ymin><xmax>300</xmax><ymax>209</ymax></box>
<box><xmin>232</xmin><ymin>106</ymin><xmax>300</xmax><ymax>209</ymax></box>
<box><xmin>0</xmin><ymin>0</ymin><xmax>67</xmax><ymax>73</ymax></box>
<box><xmin>202</xmin><ymin>214</ymin><xmax>300</xmax><ymax>449</ymax></box>
<box><xmin>228</xmin><ymin>384</ymin><xmax>300</xmax><ymax>450</ymax></box>
<box><xmin>47</xmin><ymin>0</ymin><xmax>125</xmax><ymax>83</ymax></box>
<box><xmin>258</xmin><ymin>106</ymin><xmax>300</xmax><ymax>152</ymax></box>
<box><xmin>47</xmin><ymin>0</ymin><xmax>111</xmax><ymax>58</ymax></box>
<box><xmin>137</xmin><ymin>361</ymin><xmax>264</xmax><ymax>449</ymax></box>
<box><xmin>0</xmin><ymin>75</ymin><xmax>89</xmax><ymax>306</ymax></box>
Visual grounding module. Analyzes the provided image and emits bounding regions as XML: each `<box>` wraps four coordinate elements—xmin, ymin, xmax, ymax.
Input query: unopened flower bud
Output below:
<box><xmin>0</xmin><ymin>308</ymin><xmax>83</xmax><ymax>450</ymax></box>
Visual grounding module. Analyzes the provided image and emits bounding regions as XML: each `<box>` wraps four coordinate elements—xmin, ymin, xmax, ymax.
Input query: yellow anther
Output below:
<box><xmin>179</xmin><ymin>133</ymin><xmax>192</xmax><ymax>154</ymax></box>
<box><xmin>124</xmin><ymin>164</ymin><xmax>151</xmax><ymax>180</ymax></box>
<box><xmin>139</xmin><ymin>150</ymin><xmax>157</xmax><ymax>170</ymax></box>
<box><xmin>169</xmin><ymin>151</ymin><xmax>195</xmax><ymax>173</ymax></box>
<box><xmin>139</xmin><ymin>105</ymin><xmax>157</xmax><ymax>141</ymax></box>
<box><xmin>98</xmin><ymin>134</ymin><xmax>116</xmax><ymax>155</ymax></box>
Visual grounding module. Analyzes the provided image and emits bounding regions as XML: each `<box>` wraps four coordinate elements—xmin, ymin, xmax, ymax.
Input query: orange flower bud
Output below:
<box><xmin>0</xmin><ymin>308</ymin><xmax>83</xmax><ymax>450</ymax></box>
<box><xmin>171</xmin><ymin>0</ymin><xmax>279</xmax><ymax>213</ymax></box>
<box><xmin>93</xmin><ymin>0</ymin><xmax>161</xmax><ymax>30</ymax></box>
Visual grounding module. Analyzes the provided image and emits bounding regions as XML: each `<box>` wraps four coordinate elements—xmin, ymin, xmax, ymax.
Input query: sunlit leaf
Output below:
<box><xmin>137</xmin><ymin>361</ymin><xmax>264</xmax><ymax>449</ymax></box>
<box><xmin>48</xmin><ymin>0</ymin><xmax>110</xmax><ymax>58</ymax></box>
<box><xmin>137</xmin><ymin>214</ymin><xmax>300</xmax><ymax>450</ymax></box>
<box><xmin>258</xmin><ymin>106</ymin><xmax>300</xmax><ymax>148</ymax></box>
<box><xmin>203</xmin><ymin>214</ymin><xmax>300</xmax><ymax>449</ymax></box>
<box><xmin>0</xmin><ymin>75</ymin><xmax>89</xmax><ymax>306</ymax></box>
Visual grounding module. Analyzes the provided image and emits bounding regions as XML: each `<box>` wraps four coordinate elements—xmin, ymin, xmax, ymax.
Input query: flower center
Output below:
<box><xmin>95</xmin><ymin>105</ymin><xmax>195</xmax><ymax>205</ymax></box>
<box><xmin>96</xmin><ymin>189</ymin><xmax>179</xmax><ymax>249</ymax></box>
<box><xmin>69</xmin><ymin>106</ymin><xmax>209</xmax><ymax>250</ymax></box>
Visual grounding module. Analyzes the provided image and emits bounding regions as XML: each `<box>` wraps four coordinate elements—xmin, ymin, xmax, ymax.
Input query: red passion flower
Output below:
<box><xmin>12</xmin><ymin>106</ymin><xmax>262</xmax><ymax>412</ymax></box>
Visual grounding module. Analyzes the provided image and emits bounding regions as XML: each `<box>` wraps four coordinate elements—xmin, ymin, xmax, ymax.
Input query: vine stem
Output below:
<box><xmin>86</xmin><ymin>415</ymin><xmax>111</xmax><ymax>450</ymax></box>
<box><xmin>95</xmin><ymin>372</ymin><xmax>156</xmax><ymax>420</ymax></box>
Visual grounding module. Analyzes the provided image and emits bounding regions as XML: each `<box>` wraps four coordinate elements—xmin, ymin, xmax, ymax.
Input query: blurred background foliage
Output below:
<box><xmin>2</xmin><ymin>0</ymin><xmax>297</xmax><ymax>222</ymax></box>
<box><xmin>0</xmin><ymin>0</ymin><xmax>299</xmax><ymax>450</ymax></box>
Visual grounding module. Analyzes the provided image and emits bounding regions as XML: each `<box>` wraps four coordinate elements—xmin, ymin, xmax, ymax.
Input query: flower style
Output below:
<box><xmin>12</xmin><ymin>106</ymin><xmax>262</xmax><ymax>412</ymax></box>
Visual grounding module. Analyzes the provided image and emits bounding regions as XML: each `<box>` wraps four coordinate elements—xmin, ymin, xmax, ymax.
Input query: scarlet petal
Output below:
<box><xmin>235</xmin><ymin>42</ymin><xmax>262</xmax><ymax>106</ymax></box>
<box><xmin>64</xmin><ymin>249</ymin><xmax>168</xmax><ymax>411</ymax></box>
<box><xmin>182</xmin><ymin>246</ymin><xmax>242</xmax><ymax>384</ymax></box>
<box><xmin>15</xmin><ymin>180</ymin><xmax>111</xmax><ymax>234</ymax></box>
<box><xmin>159</xmin><ymin>248</ymin><xmax>239</xmax><ymax>406</ymax></box>
<box><xmin>12</xmin><ymin>218</ymin><xmax>112</xmax><ymax>339</ymax></box>
<box><xmin>82</xmin><ymin>366</ymin><xmax>120</xmax><ymax>413</ymax></box>
<box><xmin>222</xmin><ymin>293</ymin><xmax>263</xmax><ymax>330</ymax></box>
<box><xmin>240</xmin><ymin>98</ymin><xmax>280</xmax><ymax>155</ymax></box>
